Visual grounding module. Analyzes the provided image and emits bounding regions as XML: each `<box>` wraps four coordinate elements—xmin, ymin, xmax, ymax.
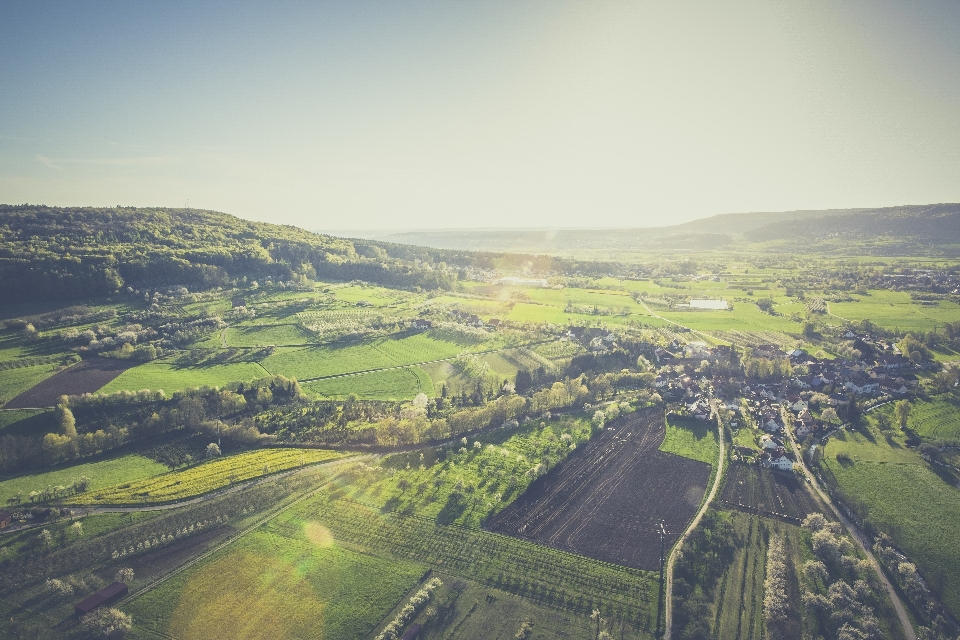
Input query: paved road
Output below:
<box><xmin>663</xmin><ymin>401</ymin><xmax>725</xmax><ymax>640</ymax></box>
<box><xmin>785</xmin><ymin>420</ymin><xmax>916</xmax><ymax>640</ymax></box>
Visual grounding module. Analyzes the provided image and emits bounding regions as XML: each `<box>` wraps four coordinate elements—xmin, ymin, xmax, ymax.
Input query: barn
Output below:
<box><xmin>74</xmin><ymin>582</ymin><xmax>128</xmax><ymax>616</ymax></box>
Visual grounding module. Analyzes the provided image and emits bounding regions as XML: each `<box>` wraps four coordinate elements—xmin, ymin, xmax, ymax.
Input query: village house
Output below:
<box><xmin>759</xmin><ymin>448</ymin><xmax>795</xmax><ymax>471</ymax></box>
<box><xmin>759</xmin><ymin>434</ymin><xmax>782</xmax><ymax>450</ymax></box>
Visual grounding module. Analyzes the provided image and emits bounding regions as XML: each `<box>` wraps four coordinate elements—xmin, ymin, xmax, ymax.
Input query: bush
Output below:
<box><xmin>81</xmin><ymin>607</ymin><xmax>132</xmax><ymax>639</ymax></box>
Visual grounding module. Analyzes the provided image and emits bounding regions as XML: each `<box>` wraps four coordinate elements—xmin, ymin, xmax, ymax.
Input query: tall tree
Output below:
<box><xmin>894</xmin><ymin>400</ymin><xmax>912</xmax><ymax>430</ymax></box>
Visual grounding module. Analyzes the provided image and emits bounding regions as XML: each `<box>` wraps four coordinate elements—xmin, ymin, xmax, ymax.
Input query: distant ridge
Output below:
<box><xmin>336</xmin><ymin>203</ymin><xmax>960</xmax><ymax>255</ymax></box>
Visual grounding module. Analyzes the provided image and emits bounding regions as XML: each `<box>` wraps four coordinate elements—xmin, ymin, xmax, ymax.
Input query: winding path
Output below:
<box><xmin>663</xmin><ymin>401</ymin><xmax>725</xmax><ymax>640</ymax></box>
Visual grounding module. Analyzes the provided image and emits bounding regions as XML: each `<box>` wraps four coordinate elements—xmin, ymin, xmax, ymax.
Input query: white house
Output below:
<box><xmin>765</xmin><ymin>453</ymin><xmax>795</xmax><ymax>471</ymax></box>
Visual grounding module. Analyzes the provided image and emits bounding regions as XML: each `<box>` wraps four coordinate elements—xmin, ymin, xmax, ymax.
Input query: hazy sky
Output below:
<box><xmin>2</xmin><ymin>1</ymin><xmax>960</xmax><ymax>230</ymax></box>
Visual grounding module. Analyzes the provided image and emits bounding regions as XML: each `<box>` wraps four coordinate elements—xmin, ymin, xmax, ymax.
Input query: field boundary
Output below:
<box><xmin>664</xmin><ymin>401</ymin><xmax>725</xmax><ymax>640</ymax></box>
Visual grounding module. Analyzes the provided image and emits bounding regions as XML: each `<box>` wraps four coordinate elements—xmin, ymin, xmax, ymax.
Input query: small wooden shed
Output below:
<box><xmin>74</xmin><ymin>582</ymin><xmax>128</xmax><ymax>616</ymax></box>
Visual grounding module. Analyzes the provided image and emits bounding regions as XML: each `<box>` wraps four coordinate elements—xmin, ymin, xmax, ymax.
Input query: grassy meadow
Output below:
<box><xmin>303</xmin><ymin>366</ymin><xmax>433</xmax><ymax>400</ymax></box>
<box><xmin>821</xmin><ymin>423</ymin><xmax>960</xmax><ymax>616</ymax></box>
<box><xmin>0</xmin><ymin>454</ymin><xmax>168</xmax><ymax>505</ymax></box>
<box><xmin>99</xmin><ymin>360</ymin><xmax>270</xmax><ymax>394</ymax></box>
<box><xmin>661</xmin><ymin>413</ymin><xmax>720</xmax><ymax>466</ymax></box>
<box><xmin>127</xmin><ymin>528</ymin><xmax>426</xmax><ymax>640</ymax></box>
<box><xmin>0</xmin><ymin>363</ymin><xmax>65</xmax><ymax>405</ymax></box>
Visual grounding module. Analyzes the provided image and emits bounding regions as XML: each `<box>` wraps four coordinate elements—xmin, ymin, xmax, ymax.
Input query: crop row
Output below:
<box><xmin>72</xmin><ymin>448</ymin><xmax>344</xmax><ymax>504</ymax></box>
<box><xmin>290</xmin><ymin>492</ymin><xmax>656</xmax><ymax>625</ymax></box>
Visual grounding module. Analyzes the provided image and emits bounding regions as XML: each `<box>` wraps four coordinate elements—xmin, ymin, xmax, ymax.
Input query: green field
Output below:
<box><xmin>658</xmin><ymin>303</ymin><xmax>800</xmax><ymax>335</ymax></box>
<box><xmin>262</xmin><ymin>332</ymin><xmax>482</xmax><ymax>382</ymax></box>
<box><xmin>226</xmin><ymin>324</ymin><xmax>315</xmax><ymax>347</ymax></box>
<box><xmin>127</xmin><ymin>527</ymin><xmax>426</xmax><ymax>640</ymax></box>
<box><xmin>0</xmin><ymin>363</ymin><xmax>64</xmax><ymax>405</ymax></box>
<box><xmin>262</xmin><ymin>344</ymin><xmax>398</xmax><ymax>381</ymax></box>
<box><xmin>902</xmin><ymin>392</ymin><xmax>960</xmax><ymax>442</ymax></box>
<box><xmin>374</xmin><ymin>331</ymin><xmax>474</xmax><ymax>363</ymax></box>
<box><xmin>0</xmin><ymin>408</ymin><xmax>46</xmax><ymax>432</ymax></box>
<box><xmin>346</xmin><ymin>417</ymin><xmax>594</xmax><ymax>528</ymax></box>
<box><xmin>822</xmin><ymin>427</ymin><xmax>960</xmax><ymax>616</ymax></box>
<box><xmin>304</xmin><ymin>366</ymin><xmax>433</xmax><ymax>400</ymax></box>
<box><xmin>72</xmin><ymin>448</ymin><xmax>345</xmax><ymax>504</ymax></box>
<box><xmin>98</xmin><ymin>360</ymin><xmax>270</xmax><ymax>394</ymax></box>
<box><xmin>0</xmin><ymin>454</ymin><xmax>168</xmax><ymax>505</ymax></box>
<box><xmin>827</xmin><ymin>289</ymin><xmax>959</xmax><ymax>333</ymax></box>
<box><xmin>661</xmin><ymin>413</ymin><xmax>719</xmax><ymax>466</ymax></box>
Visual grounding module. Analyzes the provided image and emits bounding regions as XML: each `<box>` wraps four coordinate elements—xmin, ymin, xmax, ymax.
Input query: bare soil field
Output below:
<box><xmin>720</xmin><ymin>462</ymin><xmax>823</xmax><ymax>523</ymax></box>
<box><xmin>4</xmin><ymin>357</ymin><xmax>133</xmax><ymax>408</ymax></box>
<box><xmin>486</xmin><ymin>408</ymin><xmax>711</xmax><ymax>571</ymax></box>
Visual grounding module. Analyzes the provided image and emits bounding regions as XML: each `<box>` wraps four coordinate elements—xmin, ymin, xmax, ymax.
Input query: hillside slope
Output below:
<box><xmin>0</xmin><ymin>205</ymin><xmax>456</xmax><ymax>302</ymax></box>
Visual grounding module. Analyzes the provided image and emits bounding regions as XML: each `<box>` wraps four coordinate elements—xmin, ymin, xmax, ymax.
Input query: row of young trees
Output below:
<box><xmin>0</xmin><ymin>376</ymin><xmax>303</xmax><ymax>473</ymax></box>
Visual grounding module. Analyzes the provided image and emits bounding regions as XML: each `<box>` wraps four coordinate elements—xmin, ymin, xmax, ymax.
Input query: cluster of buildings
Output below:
<box><xmin>867</xmin><ymin>268</ymin><xmax>960</xmax><ymax>295</ymax></box>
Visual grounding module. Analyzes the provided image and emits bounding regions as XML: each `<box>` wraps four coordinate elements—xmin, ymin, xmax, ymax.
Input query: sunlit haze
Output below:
<box><xmin>3</xmin><ymin>1</ymin><xmax>960</xmax><ymax>230</ymax></box>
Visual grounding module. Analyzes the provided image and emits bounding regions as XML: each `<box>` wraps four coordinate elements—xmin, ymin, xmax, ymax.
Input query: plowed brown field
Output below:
<box><xmin>487</xmin><ymin>407</ymin><xmax>711</xmax><ymax>571</ymax></box>
<box><xmin>4</xmin><ymin>357</ymin><xmax>133</xmax><ymax>408</ymax></box>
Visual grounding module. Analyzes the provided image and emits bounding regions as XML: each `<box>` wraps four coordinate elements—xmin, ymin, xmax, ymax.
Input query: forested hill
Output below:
<box><xmin>744</xmin><ymin>203</ymin><xmax>960</xmax><ymax>250</ymax></box>
<box><xmin>0</xmin><ymin>205</ymin><xmax>461</xmax><ymax>302</ymax></box>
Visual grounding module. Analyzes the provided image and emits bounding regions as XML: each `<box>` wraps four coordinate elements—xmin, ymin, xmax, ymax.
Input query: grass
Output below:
<box><xmin>97</xmin><ymin>360</ymin><xmax>269</xmax><ymax>394</ymax></box>
<box><xmin>262</xmin><ymin>344</ymin><xmax>398</xmax><ymax>381</ymax></box>
<box><xmin>373</xmin><ymin>331</ymin><xmax>476</xmax><ymax>363</ymax></box>
<box><xmin>127</xmin><ymin>527</ymin><xmax>426</xmax><ymax>640</ymax></box>
<box><xmin>304</xmin><ymin>366</ymin><xmax>433</xmax><ymax>400</ymax></box>
<box><xmin>263</xmin><ymin>332</ymin><xmax>488</xmax><ymax>382</ymax></box>
<box><xmin>226</xmin><ymin>324</ymin><xmax>315</xmax><ymax>347</ymax></box>
<box><xmin>661</xmin><ymin>413</ymin><xmax>719</xmax><ymax>466</ymax></box>
<box><xmin>0</xmin><ymin>363</ymin><xmax>64</xmax><ymax>406</ymax></box>
<box><xmin>0</xmin><ymin>408</ymin><xmax>46</xmax><ymax>432</ymax></box>
<box><xmin>821</xmin><ymin>426</ymin><xmax>960</xmax><ymax>617</ymax></box>
<box><xmin>283</xmin><ymin>490</ymin><xmax>658</xmax><ymax>628</ymax></box>
<box><xmin>72</xmin><ymin>448</ymin><xmax>345</xmax><ymax>504</ymax></box>
<box><xmin>901</xmin><ymin>391</ymin><xmax>960</xmax><ymax>443</ymax></box>
<box><xmin>827</xmin><ymin>289</ymin><xmax>958</xmax><ymax>333</ymax></box>
<box><xmin>344</xmin><ymin>417</ymin><xmax>594</xmax><ymax>528</ymax></box>
<box><xmin>0</xmin><ymin>454</ymin><xmax>168</xmax><ymax>505</ymax></box>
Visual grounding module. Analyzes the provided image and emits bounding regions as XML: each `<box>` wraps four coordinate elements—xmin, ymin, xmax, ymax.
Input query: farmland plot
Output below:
<box><xmin>226</xmin><ymin>324</ymin><xmax>315</xmax><ymax>347</ymax></box>
<box><xmin>4</xmin><ymin>357</ymin><xmax>133</xmax><ymax>408</ymax></box>
<box><xmin>98</xmin><ymin>360</ymin><xmax>268</xmax><ymax>395</ymax></box>
<box><xmin>487</xmin><ymin>408</ymin><xmax>711</xmax><ymax>571</ymax></box>
<box><xmin>128</xmin><ymin>528</ymin><xmax>425</xmax><ymax>640</ymax></box>
<box><xmin>720</xmin><ymin>463</ymin><xmax>823</xmax><ymax>523</ymax></box>
<box><xmin>71</xmin><ymin>448</ymin><xmax>344</xmax><ymax>504</ymax></box>
<box><xmin>304</xmin><ymin>367</ymin><xmax>433</xmax><ymax>400</ymax></box>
